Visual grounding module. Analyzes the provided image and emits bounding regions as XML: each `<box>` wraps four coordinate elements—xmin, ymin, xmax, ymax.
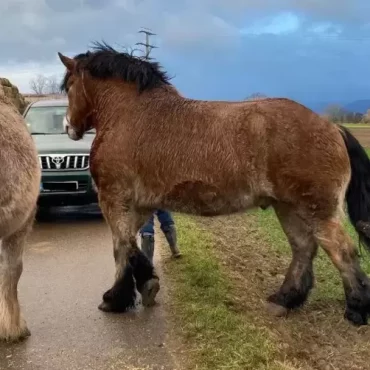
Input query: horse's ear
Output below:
<box><xmin>58</xmin><ymin>52</ymin><xmax>76</xmax><ymax>72</ymax></box>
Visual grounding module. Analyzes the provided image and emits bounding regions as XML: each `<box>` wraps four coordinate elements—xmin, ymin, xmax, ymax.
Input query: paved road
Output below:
<box><xmin>0</xmin><ymin>206</ymin><xmax>177</xmax><ymax>370</ymax></box>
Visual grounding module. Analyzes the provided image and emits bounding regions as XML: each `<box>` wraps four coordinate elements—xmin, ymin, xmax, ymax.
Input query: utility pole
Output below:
<box><xmin>136</xmin><ymin>27</ymin><xmax>158</xmax><ymax>59</ymax></box>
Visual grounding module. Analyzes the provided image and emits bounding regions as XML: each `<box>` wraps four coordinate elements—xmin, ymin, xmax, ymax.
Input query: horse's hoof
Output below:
<box><xmin>98</xmin><ymin>301</ymin><xmax>114</xmax><ymax>312</ymax></box>
<box><xmin>20</xmin><ymin>325</ymin><xmax>31</xmax><ymax>339</ymax></box>
<box><xmin>141</xmin><ymin>278</ymin><xmax>160</xmax><ymax>307</ymax></box>
<box><xmin>0</xmin><ymin>325</ymin><xmax>31</xmax><ymax>342</ymax></box>
<box><xmin>98</xmin><ymin>300</ymin><xmax>136</xmax><ymax>313</ymax></box>
<box><xmin>344</xmin><ymin>307</ymin><xmax>368</xmax><ymax>326</ymax></box>
<box><xmin>98</xmin><ymin>288</ymin><xmax>136</xmax><ymax>312</ymax></box>
<box><xmin>266</xmin><ymin>302</ymin><xmax>288</xmax><ymax>317</ymax></box>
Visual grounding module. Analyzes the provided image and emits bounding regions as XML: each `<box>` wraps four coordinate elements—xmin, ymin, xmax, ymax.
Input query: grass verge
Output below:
<box><xmin>162</xmin><ymin>215</ymin><xmax>289</xmax><ymax>370</ymax></box>
<box><xmin>342</xmin><ymin>123</ymin><xmax>370</xmax><ymax>129</ymax></box>
<box><xmin>163</xmin><ymin>210</ymin><xmax>370</xmax><ymax>370</ymax></box>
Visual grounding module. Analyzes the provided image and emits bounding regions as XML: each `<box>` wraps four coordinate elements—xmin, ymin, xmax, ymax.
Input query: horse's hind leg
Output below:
<box><xmin>0</xmin><ymin>209</ymin><xmax>35</xmax><ymax>342</ymax></box>
<box><xmin>98</xmin><ymin>199</ymin><xmax>159</xmax><ymax>312</ymax></box>
<box><xmin>316</xmin><ymin>218</ymin><xmax>370</xmax><ymax>325</ymax></box>
<box><xmin>267</xmin><ymin>203</ymin><xmax>318</xmax><ymax>315</ymax></box>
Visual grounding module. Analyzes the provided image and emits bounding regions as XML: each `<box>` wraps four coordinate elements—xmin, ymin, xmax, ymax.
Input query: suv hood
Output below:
<box><xmin>32</xmin><ymin>134</ymin><xmax>94</xmax><ymax>155</ymax></box>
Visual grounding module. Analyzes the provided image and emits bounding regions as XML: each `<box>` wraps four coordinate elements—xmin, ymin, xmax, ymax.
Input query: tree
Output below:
<box><xmin>323</xmin><ymin>104</ymin><xmax>363</xmax><ymax>124</ymax></box>
<box><xmin>29</xmin><ymin>74</ymin><xmax>48</xmax><ymax>94</ymax></box>
<box><xmin>323</xmin><ymin>104</ymin><xmax>347</xmax><ymax>123</ymax></box>
<box><xmin>45</xmin><ymin>75</ymin><xmax>61</xmax><ymax>94</ymax></box>
<box><xmin>245</xmin><ymin>92</ymin><xmax>268</xmax><ymax>101</ymax></box>
<box><xmin>347</xmin><ymin>111</ymin><xmax>363</xmax><ymax>124</ymax></box>
<box><xmin>362</xmin><ymin>109</ymin><xmax>370</xmax><ymax>124</ymax></box>
<box><xmin>29</xmin><ymin>74</ymin><xmax>62</xmax><ymax>94</ymax></box>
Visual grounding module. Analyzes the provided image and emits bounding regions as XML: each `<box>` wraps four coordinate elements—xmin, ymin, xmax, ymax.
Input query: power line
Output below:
<box><xmin>136</xmin><ymin>27</ymin><xmax>158</xmax><ymax>59</ymax></box>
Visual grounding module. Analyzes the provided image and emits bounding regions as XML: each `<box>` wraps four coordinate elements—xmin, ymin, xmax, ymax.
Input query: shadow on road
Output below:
<box><xmin>36</xmin><ymin>203</ymin><xmax>103</xmax><ymax>223</ymax></box>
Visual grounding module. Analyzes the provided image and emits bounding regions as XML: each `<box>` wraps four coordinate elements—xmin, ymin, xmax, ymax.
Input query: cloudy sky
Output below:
<box><xmin>1</xmin><ymin>0</ymin><xmax>369</xmax><ymax>109</ymax></box>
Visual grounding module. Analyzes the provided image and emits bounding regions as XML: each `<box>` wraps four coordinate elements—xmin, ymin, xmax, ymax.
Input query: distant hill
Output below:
<box><xmin>304</xmin><ymin>101</ymin><xmax>334</xmax><ymax>114</ymax></box>
<box><xmin>344</xmin><ymin>100</ymin><xmax>370</xmax><ymax>114</ymax></box>
<box><xmin>302</xmin><ymin>99</ymin><xmax>370</xmax><ymax>115</ymax></box>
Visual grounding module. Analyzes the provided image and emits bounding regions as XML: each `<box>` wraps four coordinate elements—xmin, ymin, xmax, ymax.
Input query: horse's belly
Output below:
<box><xmin>162</xmin><ymin>180</ymin><xmax>257</xmax><ymax>216</ymax></box>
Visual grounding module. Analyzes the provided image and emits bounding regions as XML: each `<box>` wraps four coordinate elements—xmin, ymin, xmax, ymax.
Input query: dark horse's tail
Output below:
<box><xmin>340</xmin><ymin>125</ymin><xmax>370</xmax><ymax>250</ymax></box>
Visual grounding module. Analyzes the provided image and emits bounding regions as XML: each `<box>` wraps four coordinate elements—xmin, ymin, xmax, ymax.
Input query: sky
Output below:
<box><xmin>1</xmin><ymin>0</ymin><xmax>370</xmax><ymax>109</ymax></box>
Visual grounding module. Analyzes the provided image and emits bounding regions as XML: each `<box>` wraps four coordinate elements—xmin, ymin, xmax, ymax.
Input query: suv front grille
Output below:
<box><xmin>39</xmin><ymin>154</ymin><xmax>90</xmax><ymax>171</ymax></box>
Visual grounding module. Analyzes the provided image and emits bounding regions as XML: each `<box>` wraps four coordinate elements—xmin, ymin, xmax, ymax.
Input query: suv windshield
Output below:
<box><xmin>24</xmin><ymin>105</ymin><xmax>95</xmax><ymax>135</ymax></box>
<box><xmin>25</xmin><ymin>106</ymin><xmax>68</xmax><ymax>134</ymax></box>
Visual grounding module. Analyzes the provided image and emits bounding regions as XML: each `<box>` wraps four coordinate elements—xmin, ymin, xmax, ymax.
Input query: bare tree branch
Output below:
<box><xmin>29</xmin><ymin>74</ymin><xmax>63</xmax><ymax>95</ymax></box>
<box><xmin>45</xmin><ymin>75</ymin><xmax>60</xmax><ymax>94</ymax></box>
<box><xmin>29</xmin><ymin>74</ymin><xmax>48</xmax><ymax>94</ymax></box>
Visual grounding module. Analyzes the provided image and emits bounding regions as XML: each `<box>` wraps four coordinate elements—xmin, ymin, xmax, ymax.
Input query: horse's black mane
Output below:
<box><xmin>60</xmin><ymin>42</ymin><xmax>171</xmax><ymax>93</ymax></box>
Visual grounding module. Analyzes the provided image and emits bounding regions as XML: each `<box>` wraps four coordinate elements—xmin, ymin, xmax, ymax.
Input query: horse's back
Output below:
<box><xmin>0</xmin><ymin>97</ymin><xmax>40</xmax><ymax>237</ymax></box>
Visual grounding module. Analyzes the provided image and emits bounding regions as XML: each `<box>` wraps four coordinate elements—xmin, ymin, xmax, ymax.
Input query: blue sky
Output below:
<box><xmin>1</xmin><ymin>0</ymin><xmax>369</xmax><ymax>109</ymax></box>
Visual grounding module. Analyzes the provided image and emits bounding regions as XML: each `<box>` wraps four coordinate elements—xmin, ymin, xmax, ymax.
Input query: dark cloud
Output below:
<box><xmin>0</xmin><ymin>0</ymin><xmax>369</xmax><ymax>103</ymax></box>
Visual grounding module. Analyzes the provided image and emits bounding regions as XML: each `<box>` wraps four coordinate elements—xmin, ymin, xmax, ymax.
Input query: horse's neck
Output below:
<box><xmin>92</xmin><ymin>83</ymin><xmax>187</xmax><ymax>131</ymax></box>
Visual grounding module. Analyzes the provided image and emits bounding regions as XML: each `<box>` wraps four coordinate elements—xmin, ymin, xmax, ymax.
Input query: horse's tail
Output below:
<box><xmin>339</xmin><ymin>125</ymin><xmax>370</xmax><ymax>250</ymax></box>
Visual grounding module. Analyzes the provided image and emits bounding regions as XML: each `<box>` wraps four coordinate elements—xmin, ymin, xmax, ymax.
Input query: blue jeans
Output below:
<box><xmin>140</xmin><ymin>210</ymin><xmax>175</xmax><ymax>236</ymax></box>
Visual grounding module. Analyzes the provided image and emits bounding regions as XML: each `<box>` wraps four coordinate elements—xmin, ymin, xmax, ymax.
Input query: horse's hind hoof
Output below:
<box><xmin>266</xmin><ymin>302</ymin><xmax>288</xmax><ymax>317</ymax></box>
<box><xmin>141</xmin><ymin>278</ymin><xmax>160</xmax><ymax>307</ymax></box>
<box><xmin>344</xmin><ymin>307</ymin><xmax>368</xmax><ymax>326</ymax></box>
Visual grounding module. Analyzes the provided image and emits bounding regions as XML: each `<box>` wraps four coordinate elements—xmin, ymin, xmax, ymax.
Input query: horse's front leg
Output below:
<box><xmin>98</xmin><ymin>201</ymin><xmax>159</xmax><ymax>312</ymax></box>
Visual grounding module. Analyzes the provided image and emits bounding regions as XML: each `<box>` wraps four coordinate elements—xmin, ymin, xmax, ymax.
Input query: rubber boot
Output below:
<box><xmin>163</xmin><ymin>225</ymin><xmax>182</xmax><ymax>258</ymax></box>
<box><xmin>141</xmin><ymin>234</ymin><xmax>155</xmax><ymax>264</ymax></box>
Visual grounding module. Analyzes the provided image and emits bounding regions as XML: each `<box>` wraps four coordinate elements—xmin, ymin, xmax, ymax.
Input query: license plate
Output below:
<box><xmin>42</xmin><ymin>181</ymin><xmax>78</xmax><ymax>192</ymax></box>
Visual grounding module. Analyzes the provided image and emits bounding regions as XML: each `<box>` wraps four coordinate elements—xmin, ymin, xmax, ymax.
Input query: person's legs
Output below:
<box><xmin>140</xmin><ymin>214</ymin><xmax>155</xmax><ymax>264</ymax></box>
<box><xmin>156</xmin><ymin>210</ymin><xmax>181</xmax><ymax>258</ymax></box>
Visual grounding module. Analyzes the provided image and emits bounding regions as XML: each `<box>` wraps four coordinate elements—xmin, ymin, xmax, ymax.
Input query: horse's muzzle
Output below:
<box><xmin>67</xmin><ymin>127</ymin><xmax>84</xmax><ymax>141</ymax></box>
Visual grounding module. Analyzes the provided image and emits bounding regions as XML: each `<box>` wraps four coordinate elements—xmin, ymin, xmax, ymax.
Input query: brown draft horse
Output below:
<box><xmin>58</xmin><ymin>42</ymin><xmax>370</xmax><ymax>326</ymax></box>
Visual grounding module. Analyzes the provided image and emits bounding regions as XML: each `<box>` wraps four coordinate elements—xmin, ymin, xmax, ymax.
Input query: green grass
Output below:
<box><xmin>342</xmin><ymin>123</ymin><xmax>370</xmax><ymax>128</ymax></box>
<box><xmin>164</xmin><ymin>215</ymin><xmax>287</xmax><ymax>370</ymax></box>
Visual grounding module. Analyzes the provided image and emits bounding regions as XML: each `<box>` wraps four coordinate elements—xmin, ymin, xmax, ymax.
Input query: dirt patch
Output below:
<box><xmin>347</xmin><ymin>127</ymin><xmax>370</xmax><ymax>147</ymax></box>
<box><xmin>192</xmin><ymin>213</ymin><xmax>370</xmax><ymax>370</ymax></box>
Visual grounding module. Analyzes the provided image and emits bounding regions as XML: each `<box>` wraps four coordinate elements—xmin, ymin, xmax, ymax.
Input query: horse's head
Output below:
<box><xmin>58</xmin><ymin>52</ymin><xmax>95</xmax><ymax>141</ymax></box>
<box><xmin>58</xmin><ymin>42</ymin><xmax>173</xmax><ymax>141</ymax></box>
